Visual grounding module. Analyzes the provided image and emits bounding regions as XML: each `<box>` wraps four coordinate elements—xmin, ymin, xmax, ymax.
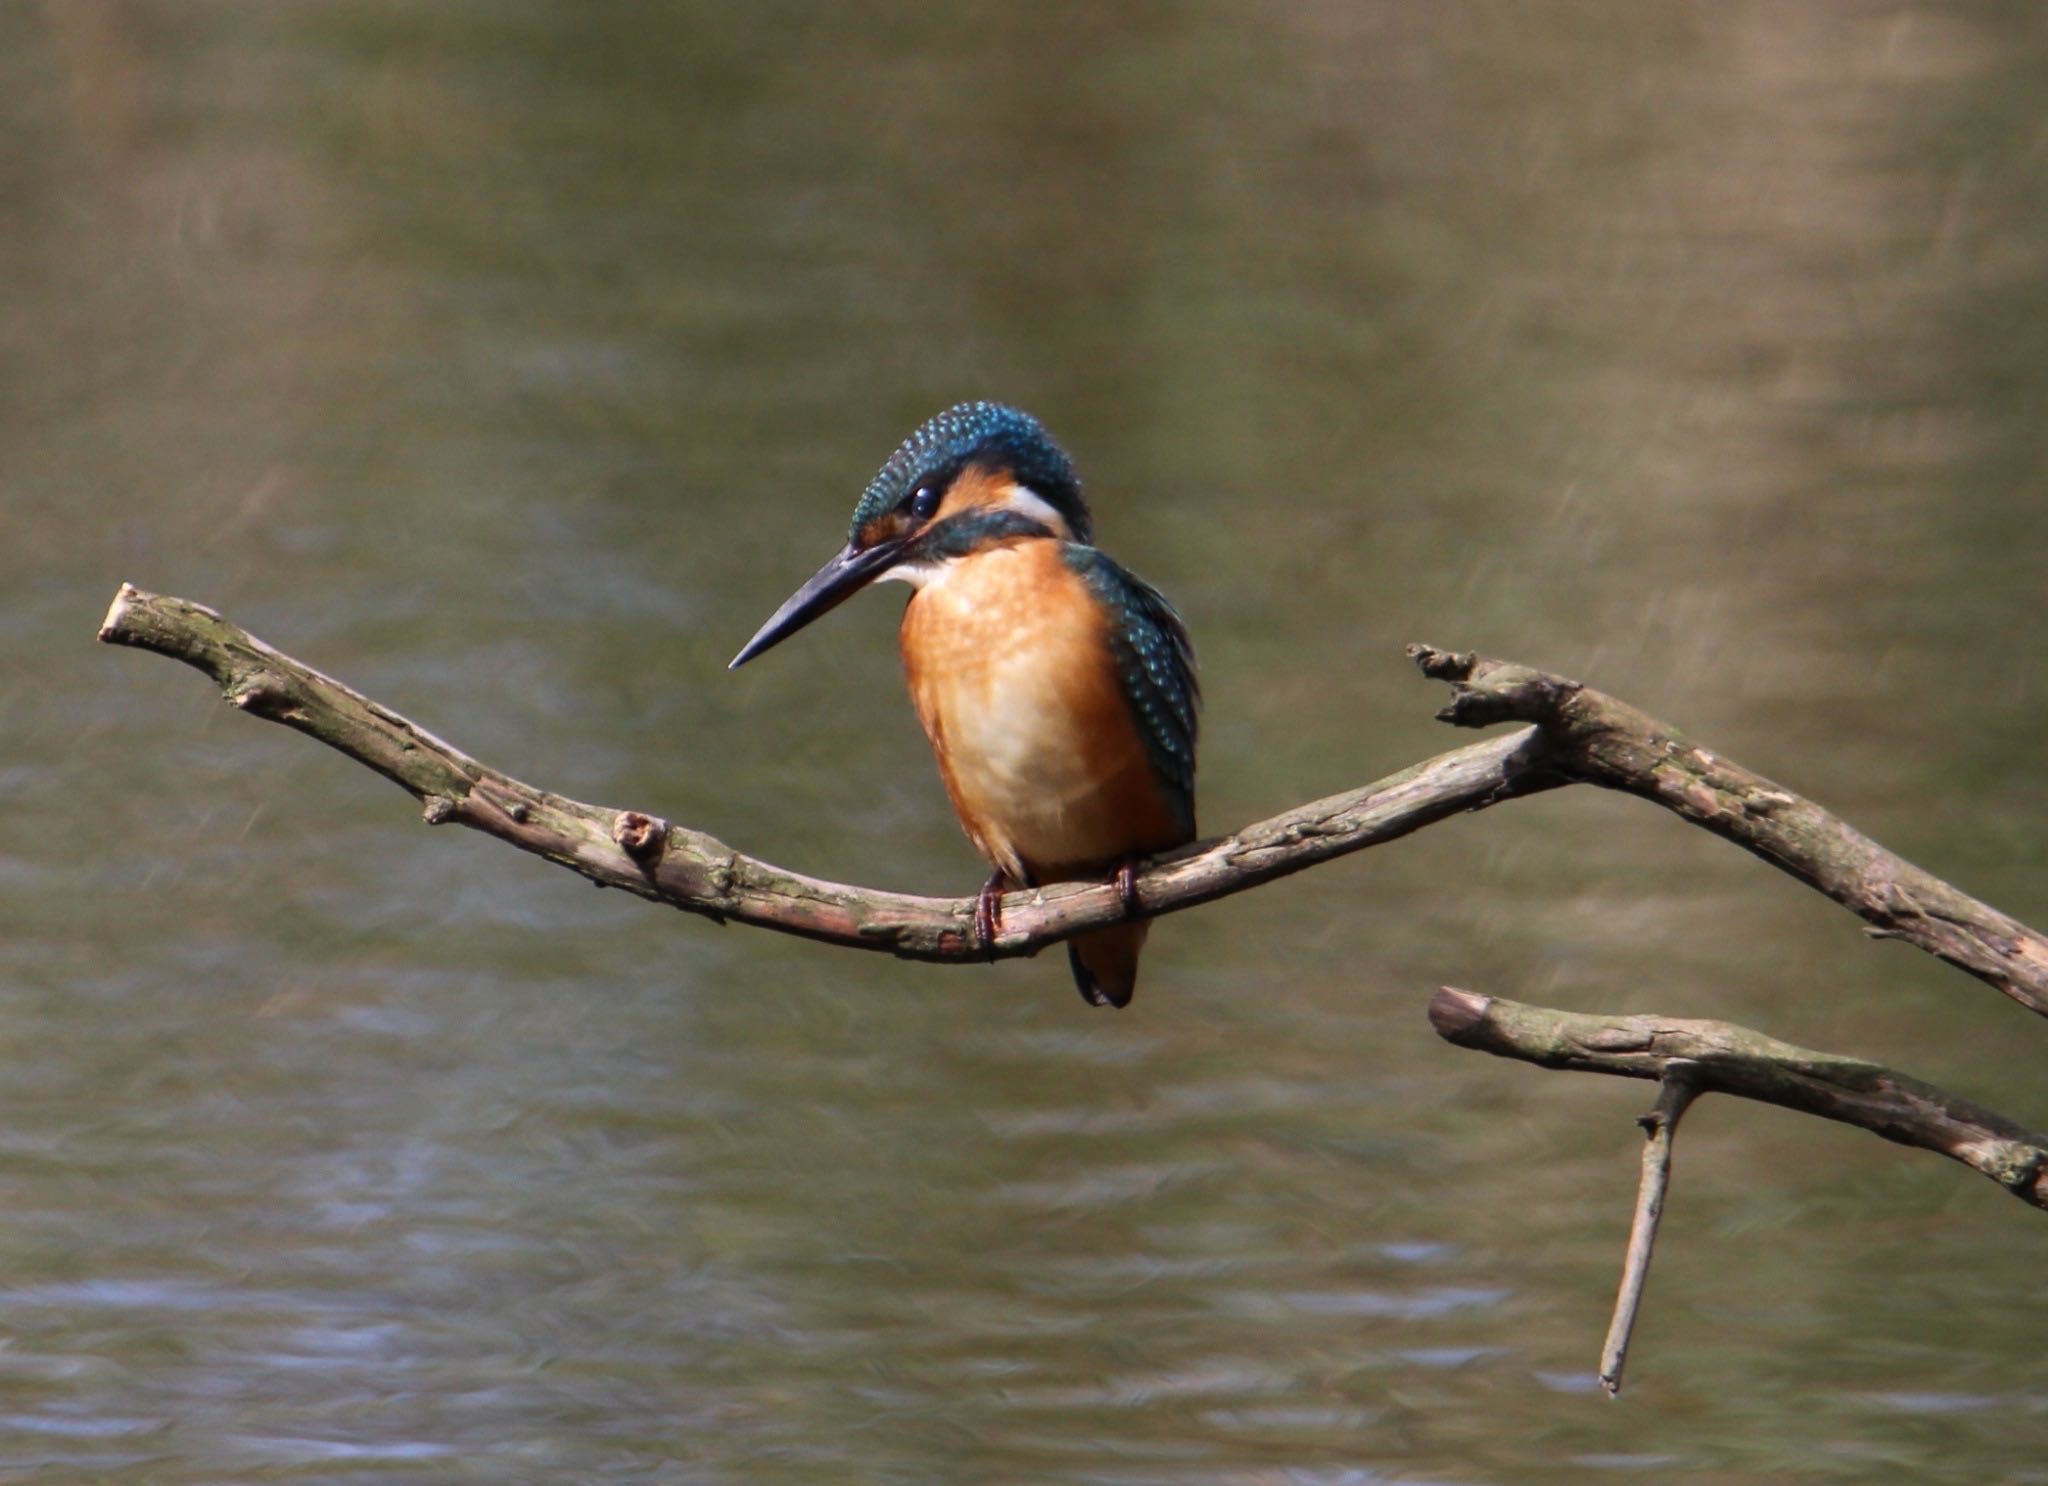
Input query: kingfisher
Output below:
<box><xmin>729</xmin><ymin>402</ymin><xmax>1199</xmax><ymax>1009</ymax></box>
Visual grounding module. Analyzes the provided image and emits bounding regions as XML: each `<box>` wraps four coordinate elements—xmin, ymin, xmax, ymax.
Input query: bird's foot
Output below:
<box><xmin>974</xmin><ymin>869</ymin><xmax>1009</xmax><ymax>960</ymax></box>
<box><xmin>1113</xmin><ymin>857</ymin><xmax>1141</xmax><ymax>918</ymax></box>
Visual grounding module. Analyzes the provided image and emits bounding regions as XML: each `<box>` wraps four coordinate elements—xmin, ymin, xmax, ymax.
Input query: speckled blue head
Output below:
<box><xmin>852</xmin><ymin>401</ymin><xmax>1091</xmax><ymax>546</ymax></box>
<box><xmin>730</xmin><ymin>402</ymin><xmax>1091</xmax><ymax>669</ymax></box>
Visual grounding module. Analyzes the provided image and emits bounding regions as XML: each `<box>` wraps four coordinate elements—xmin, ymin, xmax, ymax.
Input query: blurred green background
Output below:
<box><xmin>5</xmin><ymin>3</ymin><xmax>2046</xmax><ymax>1481</ymax></box>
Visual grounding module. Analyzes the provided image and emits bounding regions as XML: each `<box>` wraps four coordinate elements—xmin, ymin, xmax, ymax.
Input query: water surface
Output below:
<box><xmin>4</xmin><ymin>4</ymin><xmax>2046</xmax><ymax>1481</ymax></box>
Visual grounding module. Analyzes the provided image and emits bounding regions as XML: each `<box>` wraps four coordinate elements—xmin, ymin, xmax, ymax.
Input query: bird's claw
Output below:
<box><xmin>1114</xmin><ymin>857</ymin><xmax>1140</xmax><ymax>918</ymax></box>
<box><xmin>975</xmin><ymin>870</ymin><xmax>1007</xmax><ymax>960</ymax></box>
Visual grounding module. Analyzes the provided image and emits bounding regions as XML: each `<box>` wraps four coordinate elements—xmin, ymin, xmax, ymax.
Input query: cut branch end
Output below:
<box><xmin>1428</xmin><ymin>985</ymin><xmax>1491</xmax><ymax>1039</ymax></box>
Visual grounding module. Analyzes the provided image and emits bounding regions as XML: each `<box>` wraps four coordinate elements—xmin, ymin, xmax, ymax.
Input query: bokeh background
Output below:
<box><xmin>6</xmin><ymin>2</ymin><xmax>2047</xmax><ymax>1481</ymax></box>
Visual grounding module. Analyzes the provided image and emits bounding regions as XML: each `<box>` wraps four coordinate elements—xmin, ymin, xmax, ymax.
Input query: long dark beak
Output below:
<box><xmin>728</xmin><ymin>539</ymin><xmax>903</xmax><ymax>669</ymax></box>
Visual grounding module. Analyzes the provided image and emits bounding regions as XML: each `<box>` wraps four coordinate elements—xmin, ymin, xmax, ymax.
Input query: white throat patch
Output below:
<box><xmin>878</xmin><ymin>560</ymin><xmax>941</xmax><ymax>589</ymax></box>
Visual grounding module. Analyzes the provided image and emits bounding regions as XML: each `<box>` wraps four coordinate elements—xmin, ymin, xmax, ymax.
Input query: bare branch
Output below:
<box><xmin>96</xmin><ymin>588</ymin><xmax>2048</xmax><ymax>1012</ymax></box>
<box><xmin>1429</xmin><ymin>987</ymin><xmax>2048</xmax><ymax>1211</ymax></box>
<box><xmin>1413</xmin><ymin>645</ymin><xmax>2048</xmax><ymax>1018</ymax></box>
<box><xmin>96</xmin><ymin>585</ymin><xmax>1560</xmax><ymax>962</ymax></box>
<box><xmin>1600</xmin><ymin>1065</ymin><xmax>1700</xmax><ymax>1398</ymax></box>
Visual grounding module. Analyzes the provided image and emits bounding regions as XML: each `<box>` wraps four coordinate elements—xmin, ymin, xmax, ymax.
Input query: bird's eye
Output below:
<box><xmin>910</xmin><ymin>485</ymin><xmax>941</xmax><ymax>521</ymax></box>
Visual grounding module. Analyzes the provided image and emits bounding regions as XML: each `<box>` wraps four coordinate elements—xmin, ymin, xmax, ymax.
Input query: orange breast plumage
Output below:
<box><xmin>899</xmin><ymin>538</ymin><xmax>1184</xmax><ymax>886</ymax></box>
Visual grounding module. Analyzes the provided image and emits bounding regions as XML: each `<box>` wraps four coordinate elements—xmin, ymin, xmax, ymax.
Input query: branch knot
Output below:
<box><xmin>613</xmin><ymin>810</ymin><xmax>671</xmax><ymax>869</ymax></box>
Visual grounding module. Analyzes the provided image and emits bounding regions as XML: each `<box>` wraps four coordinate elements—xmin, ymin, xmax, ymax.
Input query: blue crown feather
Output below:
<box><xmin>852</xmin><ymin>401</ymin><xmax>1092</xmax><ymax>544</ymax></box>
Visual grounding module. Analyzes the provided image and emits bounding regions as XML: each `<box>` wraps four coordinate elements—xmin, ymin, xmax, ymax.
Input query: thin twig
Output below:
<box><xmin>1600</xmin><ymin>1063</ymin><xmax>1701</xmax><ymax>1397</ymax></box>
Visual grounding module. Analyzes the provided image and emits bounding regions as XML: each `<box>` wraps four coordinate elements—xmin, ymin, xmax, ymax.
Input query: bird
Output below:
<box><xmin>729</xmin><ymin>401</ymin><xmax>1199</xmax><ymax>1009</ymax></box>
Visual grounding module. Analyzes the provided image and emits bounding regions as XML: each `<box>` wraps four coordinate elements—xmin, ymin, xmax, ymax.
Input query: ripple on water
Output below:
<box><xmin>1573</xmin><ymin>1453</ymin><xmax>1686</xmax><ymax>1471</ymax></box>
<box><xmin>0</xmin><ymin>1412</ymin><xmax>166</xmax><ymax>1438</ymax></box>
<box><xmin>221</xmin><ymin>1436</ymin><xmax>459</xmax><ymax>1464</ymax></box>
<box><xmin>1393</xmin><ymin>1346</ymin><xmax>1505</xmax><ymax>1369</ymax></box>
<box><xmin>991</xmin><ymin>1159</ymin><xmax>1231</xmax><ymax>1210</ymax></box>
<box><xmin>1201</xmin><ymin>1403</ymin><xmax>1385</xmax><ymax>1432</ymax></box>
<box><xmin>1863</xmin><ymin>1390</ymin><xmax>2006</xmax><ymax>1415</ymax></box>
<box><xmin>1264</xmin><ymin>1286</ymin><xmax>1511</xmax><ymax>1320</ymax></box>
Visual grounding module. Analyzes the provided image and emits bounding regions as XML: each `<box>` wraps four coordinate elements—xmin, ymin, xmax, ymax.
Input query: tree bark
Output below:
<box><xmin>1413</xmin><ymin>645</ymin><xmax>2048</xmax><ymax>1019</ymax></box>
<box><xmin>1430</xmin><ymin>987</ymin><xmax>2048</xmax><ymax>1211</ymax></box>
<box><xmin>95</xmin><ymin>585</ymin><xmax>1560</xmax><ymax>961</ymax></box>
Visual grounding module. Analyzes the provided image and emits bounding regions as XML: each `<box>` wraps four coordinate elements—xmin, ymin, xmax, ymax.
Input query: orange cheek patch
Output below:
<box><xmin>933</xmin><ymin>464</ymin><xmax>1014</xmax><ymax>522</ymax></box>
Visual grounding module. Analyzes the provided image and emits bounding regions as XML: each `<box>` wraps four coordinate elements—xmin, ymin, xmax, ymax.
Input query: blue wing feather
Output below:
<box><xmin>1063</xmin><ymin>546</ymin><xmax>1199</xmax><ymax>837</ymax></box>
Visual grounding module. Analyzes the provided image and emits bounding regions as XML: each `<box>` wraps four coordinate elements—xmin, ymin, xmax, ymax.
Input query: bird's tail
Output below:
<box><xmin>1067</xmin><ymin>921</ymin><xmax>1149</xmax><ymax>1009</ymax></box>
